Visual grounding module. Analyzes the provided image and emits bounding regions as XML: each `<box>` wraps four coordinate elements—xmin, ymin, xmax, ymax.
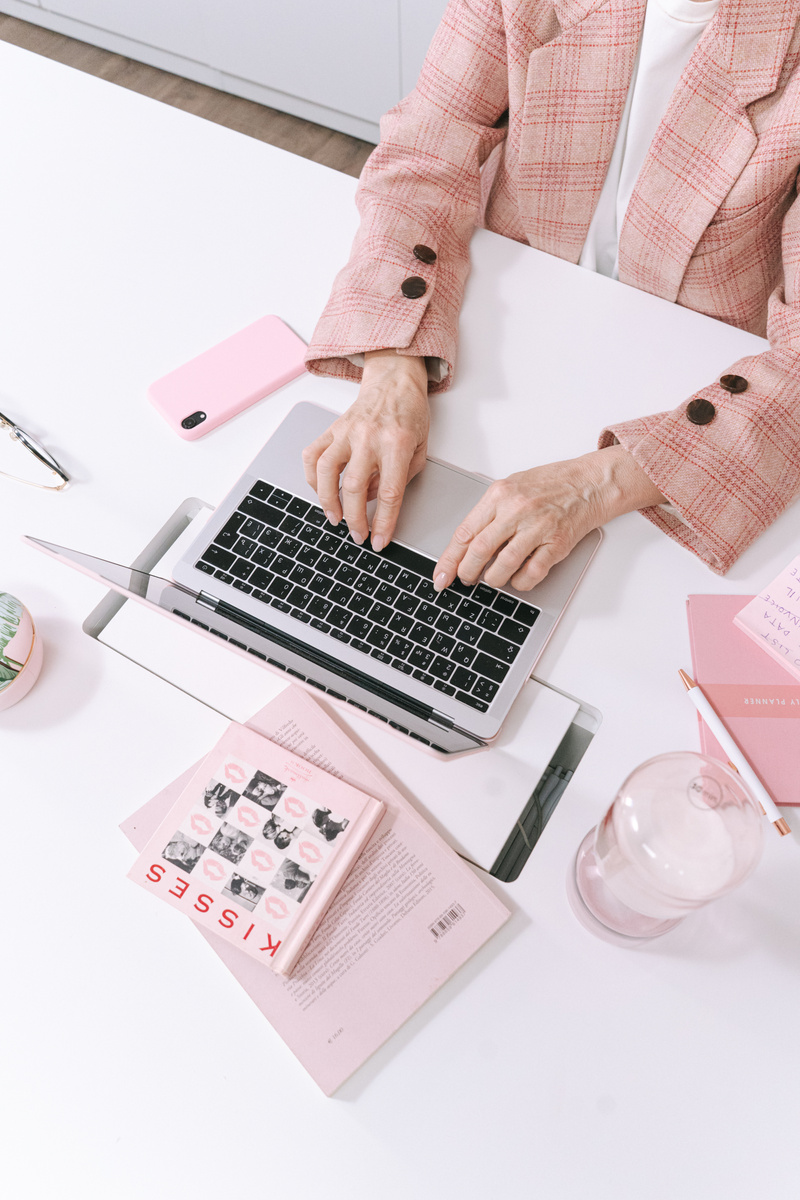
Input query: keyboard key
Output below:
<box><xmin>272</xmin><ymin>556</ymin><xmax>294</xmax><ymax>577</ymax></box>
<box><xmin>250</xmin><ymin>568</ymin><xmax>272</xmax><ymax>590</ymax></box>
<box><xmin>308</xmin><ymin>597</ymin><xmax>332</xmax><ymax>620</ymax></box>
<box><xmin>388</xmin><ymin>612</ymin><xmax>413</xmax><ymax>636</ymax></box>
<box><xmin>387</xmin><ymin>636</ymin><xmax>413</xmax><ymax>659</ymax></box>
<box><xmin>230</xmin><ymin>558</ymin><xmax>255</xmax><ymax>580</ymax></box>
<box><xmin>330</xmin><ymin>628</ymin><xmax>351</xmax><ymax>643</ymax></box>
<box><xmin>329</xmin><ymin>583</ymin><xmax>354</xmax><ymax>606</ymax></box>
<box><xmin>287</xmin><ymin>587</ymin><xmax>313</xmax><ymax>609</ymax></box>
<box><xmin>395</xmin><ymin>593</ymin><xmax>419</xmax><ymax>616</ymax></box>
<box><xmin>270</xmin><ymin>488</ymin><xmax>292</xmax><ymax>508</ymax></box>
<box><xmin>434</xmin><ymin>680</ymin><xmax>456</xmax><ymax>696</ymax></box>
<box><xmin>498</xmin><ymin>618</ymin><xmax>530</xmax><ymax>645</ymax></box>
<box><xmin>318</xmin><ymin>533</ymin><xmax>341</xmax><ymax>554</ymax></box>
<box><xmin>448</xmin><ymin>578</ymin><xmax>474</xmax><ymax>597</ymax></box>
<box><xmin>457</xmin><ymin>598</ymin><xmax>481</xmax><ymax>622</ymax></box>
<box><xmin>328</xmin><ymin>606</ymin><xmax>351</xmax><ymax>629</ymax></box>
<box><xmin>396</xmin><ymin>569</ymin><xmax>420</xmax><ymax>593</ymax></box>
<box><xmin>435</xmin><ymin>590</ymin><xmax>460</xmax><ymax>612</ymax></box>
<box><xmin>292</xmin><ymin>609</ymin><xmax>311</xmax><ymax>623</ymax></box>
<box><xmin>270</xmin><ymin>598</ymin><xmax>292</xmax><ymax>613</ymax></box>
<box><xmin>409</xmin><ymin>646</ymin><xmax>434</xmax><ymax>670</ymax></box>
<box><xmin>429</xmin><ymin>656</ymin><xmax>456</xmax><ymax>681</ymax></box>
<box><xmin>278</xmin><ymin>536</ymin><xmax>302</xmax><ymax>558</ymax></box>
<box><xmin>310</xmin><ymin>619</ymin><xmax>331</xmax><ymax>634</ymax></box>
<box><xmin>472</xmin><ymin>583</ymin><xmax>495</xmax><ymax>606</ymax></box>
<box><xmin>434</xmin><ymin>611</ymin><xmax>460</xmax><ymax>636</ymax></box>
<box><xmin>354</xmin><ymin>573</ymin><xmax>380</xmax><ymax>596</ymax></box>
<box><xmin>196</xmin><ymin>560</ymin><xmax>214</xmax><ymax>575</ymax></box>
<box><xmin>249</xmin><ymin>481</ymin><xmax>273</xmax><ymax>501</ymax></box>
<box><xmin>477</xmin><ymin>607</ymin><xmax>503</xmax><ymax>632</ymax></box>
<box><xmin>412</xmin><ymin>669</ymin><xmax>435</xmax><ymax>685</ymax></box>
<box><xmin>258</xmin><ymin>527</ymin><xmax>283</xmax><ymax>548</ymax></box>
<box><xmin>213</xmin><ymin>570</ymin><xmax>234</xmax><ymax>585</ymax></box>
<box><xmin>357</xmin><ymin>549</ymin><xmax>381</xmax><ymax>573</ymax></box>
<box><xmin>492</xmin><ymin>592</ymin><xmax>517</xmax><ymax>616</ymax></box>
<box><xmin>375</xmin><ymin>582</ymin><xmax>400</xmax><ymax>605</ymax></box>
<box><xmin>347</xmin><ymin>593</ymin><xmax>373</xmax><ymax>616</ymax></box>
<box><xmin>232</xmin><ymin>581</ymin><xmax>252</xmax><ymax>594</ymax></box>
<box><xmin>430</xmin><ymin>632</ymin><xmax>455</xmax><ymax>656</ymax></box>
<box><xmin>289</xmin><ymin>564</ymin><xmax>314</xmax><ymax>586</ymax></box>
<box><xmin>514</xmin><ymin>602</ymin><xmax>539</xmax><ymax>627</ymax></box>
<box><xmin>297</xmin><ymin>545</ymin><xmax>321</xmax><ymax>567</ymax></box>
<box><xmin>317</xmin><ymin>554</ymin><xmax>339</xmax><ymax>576</ymax></box>
<box><xmin>201</xmin><ymin>544</ymin><xmax>235</xmax><ymax>571</ymax></box>
<box><xmin>252</xmin><ymin>589</ymin><xmax>270</xmax><ymax>604</ymax></box>
<box><xmin>458</xmin><ymin>622</ymin><xmax>481</xmax><ymax>646</ymax></box>
<box><xmin>416</xmin><ymin>602</ymin><xmax>438</xmax><ymax>625</ymax></box>
<box><xmin>309</xmin><ymin>573</ymin><xmax>333</xmax><ymax>596</ymax></box>
<box><xmin>252</xmin><ymin>546</ymin><xmax>275</xmax><ymax>569</ymax></box>
<box><xmin>287</xmin><ymin>497</ymin><xmax>310</xmax><ymax>518</ymax></box>
<box><xmin>472</xmin><ymin>652</ymin><xmax>509</xmax><ymax>683</ymax></box>
<box><xmin>347</xmin><ymin>616</ymin><xmax>370</xmax><ymax>639</ymax></box>
<box><xmin>392</xmin><ymin>660</ymin><xmax>414</xmax><ymax>675</ymax></box>
<box><xmin>415</xmin><ymin>577</ymin><xmax>436</xmax><ymax>601</ymax></box>
<box><xmin>306</xmin><ymin>506</ymin><xmax>327</xmax><ymax>527</ymax></box>
<box><xmin>335</xmin><ymin>563</ymin><xmax>359</xmax><ymax>586</ymax></box>
<box><xmin>267</xmin><ymin>577</ymin><xmax>292</xmax><ymax>600</ymax></box>
<box><xmin>280</xmin><ymin>514</ymin><xmax>303</xmax><ymax>536</ymax></box>
<box><xmin>240</xmin><ymin>518</ymin><xmax>265</xmax><ymax>540</ymax></box>
<box><xmin>299</xmin><ymin>524</ymin><xmax>323</xmax><ymax>546</ymax></box>
<box><xmin>473</xmin><ymin>678</ymin><xmax>499</xmax><ymax>702</ymax></box>
<box><xmin>336</xmin><ymin>541</ymin><xmax>362</xmax><ymax>564</ymax></box>
<box><xmin>456</xmin><ymin>690</ymin><xmax>488</xmax><ymax>711</ymax></box>
<box><xmin>368</xmin><ymin>602</ymin><xmax>393</xmax><ymax>626</ymax></box>
<box><xmin>408</xmin><ymin>622</ymin><xmax>434</xmax><ymax>646</ymax></box>
<box><xmin>367</xmin><ymin>626</ymin><xmax>393</xmax><ymax>649</ymax></box>
<box><xmin>375</xmin><ymin>559</ymin><xmax>400</xmax><ymax>582</ymax></box>
<box><xmin>215</xmin><ymin>513</ymin><xmax>246</xmax><ymax>547</ymax></box>
<box><xmin>477</xmin><ymin>631</ymin><xmax>519</xmax><ymax>663</ymax></box>
<box><xmin>240</xmin><ymin>496</ymin><xmax>285</xmax><ymax>526</ymax></box>
<box><xmin>371</xmin><ymin>649</ymin><xmax>392</xmax><ymax>664</ymax></box>
<box><xmin>452</xmin><ymin>667</ymin><xmax>478</xmax><ymax>691</ymax></box>
<box><xmin>451</xmin><ymin>642</ymin><xmax>476</xmax><ymax>667</ymax></box>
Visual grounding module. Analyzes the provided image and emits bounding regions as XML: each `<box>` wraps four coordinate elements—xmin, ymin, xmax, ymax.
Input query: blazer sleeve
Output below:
<box><xmin>599</xmin><ymin>185</ymin><xmax>800</xmax><ymax>576</ymax></box>
<box><xmin>304</xmin><ymin>0</ymin><xmax>510</xmax><ymax>393</ymax></box>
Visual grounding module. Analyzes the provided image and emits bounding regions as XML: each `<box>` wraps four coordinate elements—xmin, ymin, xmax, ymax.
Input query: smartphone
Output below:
<box><xmin>148</xmin><ymin>315</ymin><xmax>307</xmax><ymax>440</ymax></box>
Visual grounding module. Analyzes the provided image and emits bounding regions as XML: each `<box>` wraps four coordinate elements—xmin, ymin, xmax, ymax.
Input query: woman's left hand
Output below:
<box><xmin>433</xmin><ymin>445</ymin><xmax>667</xmax><ymax>593</ymax></box>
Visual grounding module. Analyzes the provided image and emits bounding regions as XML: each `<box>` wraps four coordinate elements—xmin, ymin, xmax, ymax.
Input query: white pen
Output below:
<box><xmin>679</xmin><ymin>668</ymin><xmax>791</xmax><ymax>837</ymax></box>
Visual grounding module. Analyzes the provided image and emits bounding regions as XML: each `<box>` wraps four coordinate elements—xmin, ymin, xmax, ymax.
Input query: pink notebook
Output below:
<box><xmin>687</xmin><ymin>595</ymin><xmax>800</xmax><ymax>807</ymax></box>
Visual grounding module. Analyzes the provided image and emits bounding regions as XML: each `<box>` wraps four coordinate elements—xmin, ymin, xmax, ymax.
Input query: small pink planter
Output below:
<box><xmin>0</xmin><ymin>595</ymin><xmax>44</xmax><ymax>712</ymax></box>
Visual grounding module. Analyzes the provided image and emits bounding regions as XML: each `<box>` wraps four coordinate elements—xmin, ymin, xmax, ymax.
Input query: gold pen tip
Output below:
<box><xmin>678</xmin><ymin>668</ymin><xmax>696</xmax><ymax>691</ymax></box>
<box><xmin>774</xmin><ymin>817</ymin><xmax>792</xmax><ymax>837</ymax></box>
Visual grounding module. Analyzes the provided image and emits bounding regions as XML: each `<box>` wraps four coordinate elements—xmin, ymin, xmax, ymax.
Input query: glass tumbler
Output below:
<box><xmin>567</xmin><ymin>752</ymin><xmax>764</xmax><ymax>941</ymax></box>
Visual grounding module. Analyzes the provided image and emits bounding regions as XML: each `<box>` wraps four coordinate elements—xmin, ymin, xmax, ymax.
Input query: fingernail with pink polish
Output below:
<box><xmin>371</xmin><ymin>535</ymin><xmax>385</xmax><ymax>553</ymax></box>
<box><xmin>325</xmin><ymin>511</ymin><xmax>338</xmax><ymax>526</ymax></box>
<box><xmin>434</xmin><ymin>572</ymin><xmax>449</xmax><ymax>592</ymax></box>
<box><xmin>351</xmin><ymin>531</ymin><xmax>365</xmax><ymax>545</ymax></box>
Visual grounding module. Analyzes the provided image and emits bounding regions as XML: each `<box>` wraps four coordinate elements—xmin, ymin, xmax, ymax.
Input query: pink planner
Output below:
<box><xmin>687</xmin><ymin>594</ymin><xmax>800</xmax><ymax>807</ymax></box>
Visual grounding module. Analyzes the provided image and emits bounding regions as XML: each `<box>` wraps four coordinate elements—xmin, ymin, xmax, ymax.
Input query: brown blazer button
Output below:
<box><xmin>686</xmin><ymin>397</ymin><xmax>716</xmax><ymax>425</ymax></box>
<box><xmin>719</xmin><ymin>373</ymin><xmax>748</xmax><ymax>393</ymax></box>
<box><xmin>413</xmin><ymin>244</ymin><xmax>437</xmax><ymax>264</ymax></box>
<box><xmin>401</xmin><ymin>276</ymin><xmax>427</xmax><ymax>298</ymax></box>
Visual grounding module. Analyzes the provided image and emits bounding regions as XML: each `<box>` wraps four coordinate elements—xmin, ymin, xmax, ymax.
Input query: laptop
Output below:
<box><xmin>27</xmin><ymin>401</ymin><xmax>601</xmax><ymax>754</ymax></box>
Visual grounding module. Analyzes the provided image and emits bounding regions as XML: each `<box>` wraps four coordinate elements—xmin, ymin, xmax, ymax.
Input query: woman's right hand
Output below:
<box><xmin>302</xmin><ymin>349</ymin><xmax>430</xmax><ymax>552</ymax></box>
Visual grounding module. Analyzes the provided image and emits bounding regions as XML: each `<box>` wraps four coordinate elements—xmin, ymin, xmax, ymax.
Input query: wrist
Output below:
<box><xmin>586</xmin><ymin>445</ymin><xmax>667</xmax><ymax>522</ymax></box>
<box><xmin>362</xmin><ymin>349</ymin><xmax>428</xmax><ymax>393</ymax></box>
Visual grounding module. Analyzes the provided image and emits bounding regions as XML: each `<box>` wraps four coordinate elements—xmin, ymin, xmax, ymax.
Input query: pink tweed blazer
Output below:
<box><xmin>305</xmin><ymin>0</ymin><xmax>800</xmax><ymax>574</ymax></box>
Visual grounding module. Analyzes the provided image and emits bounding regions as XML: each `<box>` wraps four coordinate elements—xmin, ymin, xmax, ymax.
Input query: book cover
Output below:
<box><xmin>121</xmin><ymin>685</ymin><xmax>511</xmax><ymax>1095</ymax></box>
<box><xmin>128</xmin><ymin>721</ymin><xmax>385</xmax><ymax>976</ymax></box>
<box><xmin>687</xmin><ymin>594</ymin><xmax>800</xmax><ymax>808</ymax></box>
<box><xmin>733</xmin><ymin>554</ymin><xmax>800</xmax><ymax>684</ymax></box>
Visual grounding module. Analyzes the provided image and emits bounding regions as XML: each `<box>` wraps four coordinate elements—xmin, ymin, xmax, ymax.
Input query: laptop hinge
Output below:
<box><xmin>430</xmin><ymin>710</ymin><xmax>454</xmax><ymax>730</ymax></box>
<box><xmin>197</xmin><ymin>590</ymin><xmax>219</xmax><ymax>612</ymax></box>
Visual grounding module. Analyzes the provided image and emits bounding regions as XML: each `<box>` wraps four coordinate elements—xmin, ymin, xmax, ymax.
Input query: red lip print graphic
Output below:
<box><xmin>298</xmin><ymin>840</ymin><xmax>323</xmax><ymax>865</ymax></box>
<box><xmin>236</xmin><ymin>805</ymin><xmax>259</xmax><ymax>828</ymax></box>
<box><xmin>284</xmin><ymin>796</ymin><xmax>307</xmax><ymax>819</ymax></box>
<box><xmin>250</xmin><ymin>849</ymin><xmax>274</xmax><ymax>872</ymax></box>
<box><xmin>189</xmin><ymin>813</ymin><xmax>213</xmax><ymax>836</ymax></box>
<box><xmin>264</xmin><ymin>896</ymin><xmax>289</xmax><ymax>920</ymax></box>
<box><xmin>202</xmin><ymin>860</ymin><xmax>225</xmax><ymax>881</ymax></box>
<box><xmin>224</xmin><ymin>762</ymin><xmax>246</xmax><ymax>784</ymax></box>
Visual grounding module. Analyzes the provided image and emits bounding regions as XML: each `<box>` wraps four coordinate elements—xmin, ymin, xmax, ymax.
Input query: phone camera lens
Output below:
<box><xmin>181</xmin><ymin>411</ymin><xmax>207</xmax><ymax>429</ymax></box>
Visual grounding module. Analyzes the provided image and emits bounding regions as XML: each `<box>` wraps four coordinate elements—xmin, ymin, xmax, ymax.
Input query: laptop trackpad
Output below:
<box><xmin>387</xmin><ymin>460</ymin><xmax>489</xmax><ymax>562</ymax></box>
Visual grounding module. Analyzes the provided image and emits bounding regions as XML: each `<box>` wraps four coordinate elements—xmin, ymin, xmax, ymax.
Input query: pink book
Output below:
<box><xmin>687</xmin><ymin>595</ymin><xmax>800</xmax><ymax>808</ymax></box>
<box><xmin>120</xmin><ymin>686</ymin><xmax>511</xmax><ymax>1094</ymax></box>
<box><xmin>128</xmin><ymin>721</ymin><xmax>385</xmax><ymax>976</ymax></box>
<box><xmin>733</xmin><ymin>554</ymin><xmax>800</xmax><ymax>684</ymax></box>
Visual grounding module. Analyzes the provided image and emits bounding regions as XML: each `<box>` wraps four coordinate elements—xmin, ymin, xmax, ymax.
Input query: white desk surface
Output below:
<box><xmin>1</xmin><ymin>42</ymin><xmax>798</xmax><ymax>1200</ymax></box>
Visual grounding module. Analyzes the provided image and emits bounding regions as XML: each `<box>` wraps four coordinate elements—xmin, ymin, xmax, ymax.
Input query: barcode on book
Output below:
<box><xmin>429</xmin><ymin>903</ymin><xmax>465</xmax><ymax>940</ymax></box>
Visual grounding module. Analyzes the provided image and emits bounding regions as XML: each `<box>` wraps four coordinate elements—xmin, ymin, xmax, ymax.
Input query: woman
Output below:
<box><xmin>304</xmin><ymin>0</ymin><xmax>800</xmax><ymax>590</ymax></box>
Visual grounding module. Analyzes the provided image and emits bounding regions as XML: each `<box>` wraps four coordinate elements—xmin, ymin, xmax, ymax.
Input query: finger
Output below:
<box><xmin>433</xmin><ymin>499</ymin><xmax>498</xmax><ymax>590</ymax></box>
<box><xmin>340</xmin><ymin>449</ymin><xmax>379</xmax><ymax>543</ymax></box>
<box><xmin>369</xmin><ymin>442</ymin><xmax>416</xmax><ymax>552</ymax></box>
<box><xmin>301</xmin><ymin>431</ymin><xmax>332</xmax><ymax>492</ymax></box>
<box><xmin>508</xmin><ymin>540</ymin><xmax>568</xmax><ymax>591</ymax></box>
<box><xmin>314</xmin><ymin>440</ymin><xmax>353</xmax><ymax>525</ymax></box>
<box><xmin>481</xmin><ymin>530</ymin><xmax>544</xmax><ymax>588</ymax></box>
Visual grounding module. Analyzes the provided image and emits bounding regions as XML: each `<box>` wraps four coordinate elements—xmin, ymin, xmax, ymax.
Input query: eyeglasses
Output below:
<box><xmin>0</xmin><ymin>411</ymin><xmax>69</xmax><ymax>491</ymax></box>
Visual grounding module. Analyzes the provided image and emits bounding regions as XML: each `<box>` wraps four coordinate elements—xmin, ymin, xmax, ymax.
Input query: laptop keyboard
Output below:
<box><xmin>193</xmin><ymin>481</ymin><xmax>540</xmax><ymax>715</ymax></box>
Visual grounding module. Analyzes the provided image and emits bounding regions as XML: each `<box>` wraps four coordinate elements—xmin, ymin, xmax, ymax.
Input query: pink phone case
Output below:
<box><xmin>148</xmin><ymin>315</ymin><xmax>307</xmax><ymax>440</ymax></box>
